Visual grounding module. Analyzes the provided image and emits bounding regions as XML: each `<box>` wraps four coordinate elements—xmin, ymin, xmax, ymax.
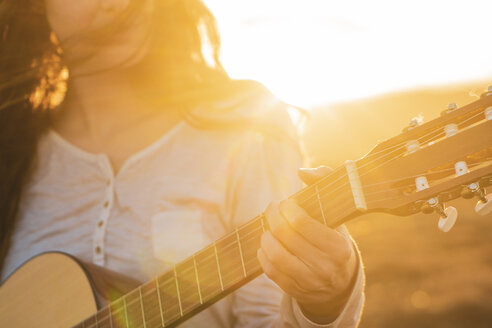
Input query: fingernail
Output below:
<box><xmin>298</xmin><ymin>167</ymin><xmax>314</xmax><ymax>174</ymax></box>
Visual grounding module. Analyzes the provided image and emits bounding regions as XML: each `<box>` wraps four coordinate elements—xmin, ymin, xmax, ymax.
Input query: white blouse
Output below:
<box><xmin>2</xmin><ymin>98</ymin><xmax>364</xmax><ymax>327</ymax></box>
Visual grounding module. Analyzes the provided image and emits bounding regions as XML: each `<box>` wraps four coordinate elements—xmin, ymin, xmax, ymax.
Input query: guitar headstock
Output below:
<box><xmin>356</xmin><ymin>86</ymin><xmax>492</xmax><ymax>231</ymax></box>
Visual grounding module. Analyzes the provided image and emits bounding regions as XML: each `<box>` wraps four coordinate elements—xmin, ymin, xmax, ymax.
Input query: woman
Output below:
<box><xmin>0</xmin><ymin>0</ymin><xmax>364</xmax><ymax>327</ymax></box>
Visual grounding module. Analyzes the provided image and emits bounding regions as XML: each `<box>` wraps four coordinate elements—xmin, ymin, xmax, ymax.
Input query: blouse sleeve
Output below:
<box><xmin>224</xmin><ymin>125</ymin><xmax>365</xmax><ymax>327</ymax></box>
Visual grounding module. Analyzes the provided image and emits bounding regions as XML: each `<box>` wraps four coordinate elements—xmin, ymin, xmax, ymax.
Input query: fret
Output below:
<box><xmin>124</xmin><ymin>289</ymin><xmax>145</xmax><ymax>328</ymax></box>
<box><xmin>173</xmin><ymin>266</ymin><xmax>183</xmax><ymax>316</ymax></box>
<box><xmin>139</xmin><ymin>287</ymin><xmax>147</xmax><ymax>328</ymax></box>
<box><xmin>109</xmin><ymin>298</ymin><xmax>126</xmax><ymax>328</ymax></box>
<box><xmin>139</xmin><ymin>281</ymin><xmax>160</xmax><ymax>328</ymax></box>
<box><xmin>237</xmin><ymin>218</ymin><xmax>263</xmax><ymax>275</ymax></box>
<box><xmin>213</xmin><ymin>242</ymin><xmax>224</xmax><ymax>291</ymax></box>
<box><xmin>235</xmin><ymin>228</ymin><xmax>247</xmax><ymax>277</ymax></box>
<box><xmin>123</xmin><ymin>296</ymin><xmax>130</xmax><ymax>328</ymax></box>
<box><xmin>96</xmin><ymin>306</ymin><xmax>111</xmax><ymax>328</ymax></box>
<box><xmin>315</xmin><ymin>185</ymin><xmax>327</xmax><ymax>225</ymax></box>
<box><xmin>317</xmin><ymin>187</ymin><xmax>355</xmax><ymax>226</ymax></box>
<box><xmin>175</xmin><ymin>258</ymin><xmax>201</xmax><ymax>314</ymax></box>
<box><xmin>295</xmin><ymin>177</ymin><xmax>354</xmax><ymax>228</ymax></box>
<box><xmin>83</xmin><ymin>315</ymin><xmax>96</xmax><ymax>328</ymax></box>
<box><xmin>157</xmin><ymin>271</ymin><xmax>181</xmax><ymax>323</ymax></box>
<box><xmin>72</xmin><ymin>159</ymin><xmax>367</xmax><ymax>328</ymax></box>
<box><xmin>302</xmin><ymin>168</ymin><xmax>357</xmax><ymax>228</ymax></box>
<box><xmin>140</xmin><ymin>281</ymin><xmax>164</xmax><ymax>328</ymax></box>
<box><xmin>260</xmin><ymin>214</ymin><xmax>270</xmax><ymax>230</ymax></box>
<box><xmin>215</xmin><ymin>233</ymin><xmax>244</xmax><ymax>288</ymax></box>
<box><xmin>193</xmin><ymin>255</ymin><xmax>203</xmax><ymax>304</ymax></box>
<box><xmin>109</xmin><ymin>306</ymin><xmax>113</xmax><ymax>328</ymax></box>
<box><xmin>156</xmin><ymin>277</ymin><xmax>165</xmax><ymax>327</ymax></box>
<box><xmin>195</xmin><ymin>245</ymin><xmax>222</xmax><ymax>302</ymax></box>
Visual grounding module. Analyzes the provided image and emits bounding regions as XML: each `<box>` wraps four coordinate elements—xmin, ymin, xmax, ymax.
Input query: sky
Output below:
<box><xmin>204</xmin><ymin>0</ymin><xmax>492</xmax><ymax>107</ymax></box>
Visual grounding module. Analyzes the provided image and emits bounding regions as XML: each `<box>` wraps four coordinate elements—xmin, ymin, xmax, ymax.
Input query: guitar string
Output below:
<box><xmin>83</xmin><ymin>159</ymin><xmax>460</xmax><ymax>328</ymax></box>
<box><xmin>81</xmin><ymin>160</ymin><xmax>487</xmax><ymax>328</ymax></box>
<box><xmin>301</xmin><ymin>133</ymin><xmax>489</xmax><ymax>219</ymax></box>
<box><xmin>81</xmin><ymin>217</ymin><xmax>268</xmax><ymax>327</ymax></box>
<box><xmin>84</xmin><ymin>173</ymin><xmax>384</xmax><ymax>327</ymax></box>
<box><xmin>83</xmin><ymin>161</ymin><xmax>491</xmax><ymax>326</ymax></box>
<box><xmin>98</xmin><ymin>174</ymin><xmax>365</xmax><ymax>324</ymax></box>
<box><xmin>80</xmin><ymin>109</ymin><xmax>490</xmax><ymax>327</ymax></box>
<box><xmin>291</xmin><ymin>111</ymin><xmax>491</xmax><ymax>228</ymax></box>
<box><xmin>298</xmin><ymin>109</ymin><xmax>487</xmax><ymax>210</ymax></box>
<box><xmin>82</xmin><ymin>160</ymin><xmax>492</xmax><ymax>328</ymax></box>
<box><xmin>331</xmin><ymin>107</ymin><xmax>486</xmax><ymax>167</ymax></box>
<box><xmin>361</xmin><ymin>161</ymin><xmax>488</xmax><ymax>189</ymax></box>
<box><xmin>81</xmin><ymin>213</ymin><xmax>271</xmax><ymax>325</ymax></box>
<box><xmin>82</xmin><ymin>116</ymin><xmax>491</xmax><ymax>328</ymax></box>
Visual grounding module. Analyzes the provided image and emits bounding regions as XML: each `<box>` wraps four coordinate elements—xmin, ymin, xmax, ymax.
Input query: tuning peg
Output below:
<box><xmin>475</xmin><ymin>194</ymin><xmax>492</xmax><ymax>216</ymax></box>
<box><xmin>481</xmin><ymin>86</ymin><xmax>492</xmax><ymax>98</ymax></box>
<box><xmin>485</xmin><ymin>106</ymin><xmax>492</xmax><ymax>120</ymax></box>
<box><xmin>402</xmin><ymin>116</ymin><xmax>423</xmax><ymax>132</ymax></box>
<box><xmin>406</xmin><ymin>140</ymin><xmax>420</xmax><ymax>153</ymax></box>
<box><xmin>420</xmin><ymin>197</ymin><xmax>458</xmax><ymax>232</ymax></box>
<box><xmin>438</xmin><ymin>206</ymin><xmax>458</xmax><ymax>232</ymax></box>
<box><xmin>444</xmin><ymin>123</ymin><xmax>458</xmax><ymax>137</ymax></box>
<box><xmin>440</xmin><ymin>102</ymin><xmax>459</xmax><ymax>116</ymax></box>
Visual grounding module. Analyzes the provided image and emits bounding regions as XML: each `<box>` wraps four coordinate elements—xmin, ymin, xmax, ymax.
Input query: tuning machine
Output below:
<box><xmin>461</xmin><ymin>182</ymin><xmax>492</xmax><ymax>215</ymax></box>
<box><xmin>475</xmin><ymin>194</ymin><xmax>492</xmax><ymax>216</ymax></box>
<box><xmin>420</xmin><ymin>197</ymin><xmax>457</xmax><ymax>232</ymax></box>
<box><xmin>440</xmin><ymin>102</ymin><xmax>459</xmax><ymax>116</ymax></box>
<box><xmin>402</xmin><ymin>116</ymin><xmax>423</xmax><ymax>133</ymax></box>
<box><xmin>480</xmin><ymin>85</ymin><xmax>492</xmax><ymax>98</ymax></box>
<box><xmin>465</xmin><ymin>182</ymin><xmax>492</xmax><ymax>216</ymax></box>
<box><xmin>456</xmin><ymin>162</ymin><xmax>492</xmax><ymax>216</ymax></box>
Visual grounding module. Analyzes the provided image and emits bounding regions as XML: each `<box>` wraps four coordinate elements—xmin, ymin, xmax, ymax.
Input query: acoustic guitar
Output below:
<box><xmin>1</xmin><ymin>89</ymin><xmax>492</xmax><ymax>327</ymax></box>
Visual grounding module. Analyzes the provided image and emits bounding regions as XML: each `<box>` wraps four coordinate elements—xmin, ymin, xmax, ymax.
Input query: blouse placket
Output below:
<box><xmin>93</xmin><ymin>155</ymin><xmax>115</xmax><ymax>266</ymax></box>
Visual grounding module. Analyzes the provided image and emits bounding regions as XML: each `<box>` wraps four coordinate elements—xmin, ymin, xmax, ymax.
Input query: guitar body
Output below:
<box><xmin>0</xmin><ymin>252</ymin><xmax>140</xmax><ymax>328</ymax></box>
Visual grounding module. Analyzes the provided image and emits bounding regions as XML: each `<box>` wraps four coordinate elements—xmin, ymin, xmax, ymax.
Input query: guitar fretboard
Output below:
<box><xmin>75</xmin><ymin>168</ymin><xmax>356</xmax><ymax>328</ymax></box>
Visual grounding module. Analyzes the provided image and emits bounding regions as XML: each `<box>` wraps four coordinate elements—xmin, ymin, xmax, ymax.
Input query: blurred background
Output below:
<box><xmin>204</xmin><ymin>1</ymin><xmax>492</xmax><ymax>326</ymax></box>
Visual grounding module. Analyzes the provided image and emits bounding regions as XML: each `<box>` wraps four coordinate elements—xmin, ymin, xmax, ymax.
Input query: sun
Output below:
<box><xmin>205</xmin><ymin>0</ymin><xmax>492</xmax><ymax>108</ymax></box>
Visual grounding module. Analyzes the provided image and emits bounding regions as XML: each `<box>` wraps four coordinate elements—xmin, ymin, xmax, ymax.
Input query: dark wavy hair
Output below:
<box><xmin>0</xmin><ymin>0</ymin><xmax>256</xmax><ymax>273</ymax></box>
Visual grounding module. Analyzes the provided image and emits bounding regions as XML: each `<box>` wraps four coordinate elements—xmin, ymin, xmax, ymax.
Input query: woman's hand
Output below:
<box><xmin>257</xmin><ymin>166</ymin><xmax>358</xmax><ymax>323</ymax></box>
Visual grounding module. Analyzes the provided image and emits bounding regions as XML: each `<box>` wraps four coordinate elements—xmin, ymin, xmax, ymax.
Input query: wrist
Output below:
<box><xmin>298</xmin><ymin>245</ymin><xmax>359</xmax><ymax>324</ymax></box>
<box><xmin>298</xmin><ymin>296</ymin><xmax>348</xmax><ymax>324</ymax></box>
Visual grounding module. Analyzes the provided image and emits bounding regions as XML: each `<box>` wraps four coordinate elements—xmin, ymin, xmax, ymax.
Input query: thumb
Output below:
<box><xmin>297</xmin><ymin>165</ymin><xmax>333</xmax><ymax>185</ymax></box>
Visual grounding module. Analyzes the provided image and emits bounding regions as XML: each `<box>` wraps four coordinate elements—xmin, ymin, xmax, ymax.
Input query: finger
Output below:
<box><xmin>260</xmin><ymin>231</ymin><xmax>321</xmax><ymax>291</ymax></box>
<box><xmin>258</xmin><ymin>249</ymin><xmax>330</xmax><ymax>304</ymax></box>
<box><xmin>257</xmin><ymin>248</ymin><xmax>308</xmax><ymax>299</ymax></box>
<box><xmin>279</xmin><ymin>199</ymin><xmax>353</xmax><ymax>264</ymax></box>
<box><xmin>298</xmin><ymin>166</ymin><xmax>333</xmax><ymax>185</ymax></box>
<box><xmin>265</xmin><ymin>202</ymin><xmax>340</xmax><ymax>278</ymax></box>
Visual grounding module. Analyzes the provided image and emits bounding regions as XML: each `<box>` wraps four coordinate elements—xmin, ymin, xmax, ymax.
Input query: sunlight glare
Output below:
<box><xmin>205</xmin><ymin>0</ymin><xmax>492</xmax><ymax>107</ymax></box>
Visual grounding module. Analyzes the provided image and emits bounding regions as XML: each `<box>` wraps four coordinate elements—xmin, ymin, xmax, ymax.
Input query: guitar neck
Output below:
<box><xmin>74</xmin><ymin>93</ymin><xmax>492</xmax><ymax>327</ymax></box>
<box><xmin>75</xmin><ymin>170</ymin><xmax>357</xmax><ymax>328</ymax></box>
